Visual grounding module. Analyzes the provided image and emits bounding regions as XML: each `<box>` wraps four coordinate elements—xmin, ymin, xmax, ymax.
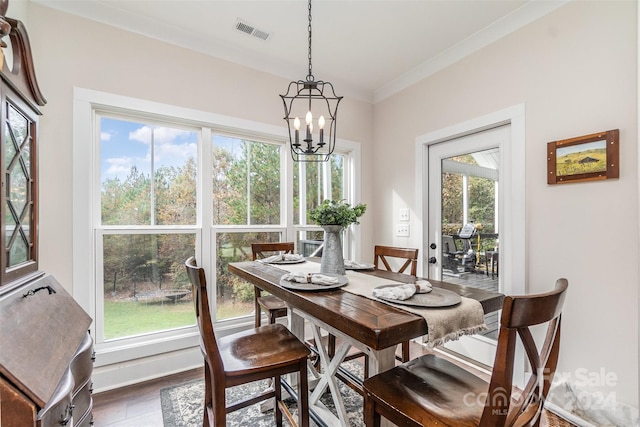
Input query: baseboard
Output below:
<box><xmin>92</xmin><ymin>346</ymin><xmax>202</xmax><ymax>393</ymax></box>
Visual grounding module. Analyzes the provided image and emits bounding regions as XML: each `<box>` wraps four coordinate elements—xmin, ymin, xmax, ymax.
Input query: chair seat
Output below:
<box><xmin>218</xmin><ymin>323</ymin><xmax>310</xmax><ymax>385</ymax></box>
<box><xmin>363</xmin><ymin>354</ymin><xmax>488</xmax><ymax>427</ymax></box>
<box><xmin>257</xmin><ymin>294</ymin><xmax>288</xmax><ymax>313</ymax></box>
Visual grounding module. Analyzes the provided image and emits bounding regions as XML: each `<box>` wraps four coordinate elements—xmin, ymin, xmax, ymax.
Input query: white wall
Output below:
<box><xmin>373</xmin><ymin>0</ymin><xmax>638</xmax><ymax>410</ymax></box>
<box><xmin>19</xmin><ymin>3</ymin><xmax>374</xmax><ymax>291</ymax></box>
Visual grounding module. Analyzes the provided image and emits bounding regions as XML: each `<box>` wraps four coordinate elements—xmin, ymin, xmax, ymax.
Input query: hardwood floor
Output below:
<box><xmin>93</xmin><ymin>341</ymin><xmax>575</xmax><ymax>426</ymax></box>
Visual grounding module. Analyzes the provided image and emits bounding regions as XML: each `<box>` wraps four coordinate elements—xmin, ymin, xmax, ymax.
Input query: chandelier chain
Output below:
<box><xmin>307</xmin><ymin>0</ymin><xmax>313</xmax><ymax>81</ymax></box>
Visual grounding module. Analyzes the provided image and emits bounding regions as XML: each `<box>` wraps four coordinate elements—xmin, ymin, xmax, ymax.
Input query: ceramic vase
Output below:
<box><xmin>320</xmin><ymin>225</ymin><xmax>345</xmax><ymax>275</ymax></box>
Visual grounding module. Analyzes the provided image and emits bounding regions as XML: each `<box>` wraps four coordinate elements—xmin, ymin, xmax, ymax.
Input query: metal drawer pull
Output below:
<box><xmin>22</xmin><ymin>285</ymin><xmax>56</xmax><ymax>298</ymax></box>
<box><xmin>59</xmin><ymin>404</ymin><xmax>74</xmax><ymax>426</ymax></box>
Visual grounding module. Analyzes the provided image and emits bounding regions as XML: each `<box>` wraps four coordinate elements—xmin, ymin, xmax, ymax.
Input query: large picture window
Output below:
<box><xmin>74</xmin><ymin>89</ymin><xmax>360</xmax><ymax>374</ymax></box>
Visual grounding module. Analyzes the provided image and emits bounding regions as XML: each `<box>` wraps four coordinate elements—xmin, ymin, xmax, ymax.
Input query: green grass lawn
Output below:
<box><xmin>104</xmin><ymin>299</ymin><xmax>254</xmax><ymax>340</ymax></box>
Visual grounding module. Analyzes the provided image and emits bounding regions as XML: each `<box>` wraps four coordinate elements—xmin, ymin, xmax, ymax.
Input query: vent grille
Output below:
<box><xmin>235</xmin><ymin>19</ymin><xmax>270</xmax><ymax>41</ymax></box>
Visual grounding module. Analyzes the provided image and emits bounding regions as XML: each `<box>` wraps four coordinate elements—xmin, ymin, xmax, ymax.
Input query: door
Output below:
<box><xmin>427</xmin><ymin>125</ymin><xmax>508</xmax><ymax>367</ymax></box>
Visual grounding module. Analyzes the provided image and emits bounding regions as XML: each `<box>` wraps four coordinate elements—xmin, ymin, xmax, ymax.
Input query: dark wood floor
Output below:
<box><xmin>93</xmin><ymin>340</ymin><xmax>575</xmax><ymax>426</ymax></box>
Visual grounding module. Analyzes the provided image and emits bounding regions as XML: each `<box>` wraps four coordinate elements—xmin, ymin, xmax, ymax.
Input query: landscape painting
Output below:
<box><xmin>547</xmin><ymin>129</ymin><xmax>619</xmax><ymax>185</ymax></box>
<box><xmin>556</xmin><ymin>139</ymin><xmax>607</xmax><ymax>176</ymax></box>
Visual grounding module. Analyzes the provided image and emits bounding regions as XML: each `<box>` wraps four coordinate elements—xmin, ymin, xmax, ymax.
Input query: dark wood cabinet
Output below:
<box><xmin>0</xmin><ymin>2</ymin><xmax>94</xmax><ymax>425</ymax></box>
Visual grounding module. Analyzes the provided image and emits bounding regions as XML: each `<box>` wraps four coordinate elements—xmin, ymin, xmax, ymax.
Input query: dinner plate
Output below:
<box><xmin>259</xmin><ymin>258</ymin><xmax>306</xmax><ymax>265</ymax></box>
<box><xmin>279</xmin><ymin>273</ymin><xmax>348</xmax><ymax>291</ymax></box>
<box><xmin>373</xmin><ymin>284</ymin><xmax>462</xmax><ymax>307</ymax></box>
<box><xmin>344</xmin><ymin>261</ymin><xmax>375</xmax><ymax>270</ymax></box>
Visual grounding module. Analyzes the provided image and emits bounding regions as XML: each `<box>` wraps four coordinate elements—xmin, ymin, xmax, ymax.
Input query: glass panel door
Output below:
<box><xmin>427</xmin><ymin>125</ymin><xmax>508</xmax><ymax>366</ymax></box>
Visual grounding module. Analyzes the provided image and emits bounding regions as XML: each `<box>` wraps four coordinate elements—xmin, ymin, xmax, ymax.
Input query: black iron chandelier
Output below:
<box><xmin>280</xmin><ymin>0</ymin><xmax>342</xmax><ymax>162</ymax></box>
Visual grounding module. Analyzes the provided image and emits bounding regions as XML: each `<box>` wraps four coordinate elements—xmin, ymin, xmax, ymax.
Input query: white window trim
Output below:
<box><xmin>73</xmin><ymin>87</ymin><xmax>361</xmax><ymax>389</ymax></box>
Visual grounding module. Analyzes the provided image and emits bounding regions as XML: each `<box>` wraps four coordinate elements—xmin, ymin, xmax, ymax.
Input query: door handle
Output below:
<box><xmin>429</xmin><ymin>243</ymin><xmax>437</xmax><ymax>250</ymax></box>
<box><xmin>428</xmin><ymin>257</ymin><xmax>437</xmax><ymax>264</ymax></box>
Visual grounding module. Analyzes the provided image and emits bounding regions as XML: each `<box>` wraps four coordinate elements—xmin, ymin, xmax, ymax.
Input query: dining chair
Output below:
<box><xmin>251</xmin><ymin>242</ymin><xmax>295</xmax><ymax>327</ymax></box>
<box><xmin>374</xmin><ymin>245</ymin><xmax>419</xmax><ymax>362</ymax></box>
<box><xmin>363</xmin><ymin>278</ymin><xmax>569</xmax><ymax>427</ymax></box>
<box><xmin>185</xmin><ymin>257</ymin><xmax>310</xmax><ymax>427</ymax></box>
<box><xmin>373</xmin><ymin>245</ymin><xmax>419</xmax><ymax>276</ymax></box>
<box><xmin>329</xmin><ymin>245</ymin><xmax>419</xmax><ymax>380</ymax></box>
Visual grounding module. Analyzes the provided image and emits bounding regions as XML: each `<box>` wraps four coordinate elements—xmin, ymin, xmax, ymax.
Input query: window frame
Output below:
<box><xmin>73</xmin><ymin>88</ymin><xmax>361</xmax><ymax>368</ymax></box>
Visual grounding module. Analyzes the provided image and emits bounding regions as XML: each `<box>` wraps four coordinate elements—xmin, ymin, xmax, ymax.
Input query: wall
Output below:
<box><xmin>18</xmin><ymin>3</ymin><xmax>374</xmax><ymax>292</ymax></box>
<box><xmin>373</xmin><ymin>0</ymin><xmax>638</xmax><ymax>411</ymax></box>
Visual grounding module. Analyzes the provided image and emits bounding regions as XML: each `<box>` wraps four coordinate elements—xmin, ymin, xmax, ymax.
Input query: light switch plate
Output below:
<box><xmin>396</xmin><ymin>224</ymin><xmax>410</xmax><ymax>237</ymax></box>
<box><xmin>399</xmin><ymin>208</ymin><xmax>410</xmax><ymax>222</ymax></box>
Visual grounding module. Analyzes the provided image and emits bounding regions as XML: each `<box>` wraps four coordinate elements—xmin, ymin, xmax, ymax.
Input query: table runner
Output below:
<box><xmin>272</xmin><ymin>261</ymin><xmax>487</xmax><ymax>348</ymax></box>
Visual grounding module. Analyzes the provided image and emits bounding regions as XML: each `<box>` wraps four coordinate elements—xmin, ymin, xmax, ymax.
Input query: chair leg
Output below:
<box><xmin>298</xmin><ymin>360</ymin><xmax>310</xmax><ymax>427</ymax></box>
<box><xmin>364</xmin><ymin>393</ymin><xmax>381</xmax><ymax>427</ymax></box>
<box><xmin>274</xmin><ymin>375</ymin><xmax>283</xmax><ymax>427</ymax></box>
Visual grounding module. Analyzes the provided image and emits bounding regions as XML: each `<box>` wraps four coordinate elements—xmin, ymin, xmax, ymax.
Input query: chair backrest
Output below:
<box><xmin>184</xmin><ymin>257</ymin><xmax>224</xmax><ymax>384</ymax></box>
<box><xmin>373</xmin><ymin>245</ymin><xmax>418</xmax><ymax>276</ymax></box>
<box><xmin>481</xmin><ymin>278</ymin><xmax>569</xmax><ymax>427</ymax></box>
<box><xmin>251</xmin><ymin>242</ymin><xmax>295</xmax><ymax>260</ymax></box>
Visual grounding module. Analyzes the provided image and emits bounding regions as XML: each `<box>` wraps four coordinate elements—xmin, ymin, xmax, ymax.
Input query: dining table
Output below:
<box><xmin>228</xmin><ymin>258</ymin><xmax>504</xmax><ymax>427</ymax></box>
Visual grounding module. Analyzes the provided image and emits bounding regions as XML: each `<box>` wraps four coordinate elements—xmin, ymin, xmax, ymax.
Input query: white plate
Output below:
<box><xmin>279</xmin><ymin>273</ymin><xmax>348</xmax><ymax>291</ymax></box>
<box><xmin>373</xmin><ymin>284</ymin><xmax>462</xmax><ymax>307</ymax></box>
<box><xmin>344</xmin><ymin>262</ymin><xmax>375</xmax><ymax>270</ymax></box>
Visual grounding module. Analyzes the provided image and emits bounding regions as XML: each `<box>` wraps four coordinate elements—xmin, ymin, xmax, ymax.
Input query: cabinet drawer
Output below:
<box><xmin>37</xmin><ymin>370</ymin><xmax>73</xmax><ymax>426</ymax></box>
<box><xmin>71</xmin><ymin>333</ymin><xmax>94</xmax><ymax>390</ymax></box>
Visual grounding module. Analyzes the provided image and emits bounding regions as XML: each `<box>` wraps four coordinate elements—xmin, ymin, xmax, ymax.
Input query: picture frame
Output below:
<box><xmin>547</xmin><ymin>129</ymin><xmax>619</xmax><ymax>185</ymax></box>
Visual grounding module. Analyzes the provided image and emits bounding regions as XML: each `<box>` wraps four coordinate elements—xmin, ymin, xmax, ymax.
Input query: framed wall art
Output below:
<box><xmin>547</xmin><ymin>129</ymin><xmax>619</xmax><ymax>185</ymax></box>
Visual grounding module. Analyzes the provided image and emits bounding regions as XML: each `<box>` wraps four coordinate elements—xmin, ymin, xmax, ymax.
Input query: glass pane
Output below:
<box><xmin>153</xmin><ymin>127</ymin><xmax>198</xmax><ymax>225</ymax></box>
<box><xmin>9</xmin><ymin>160</ymin><xmax>27</xmax><ymax>215</ymax></box>
<box><xmin>4</xmin><ymin>103</ymin><xmax>33</xmax><ymax>268</ymax></box>
<box><xmin>212</xmin><ymin>136</ymin><xmax>281</xmax><ymax>226</ymax></box>
<box><xmin>331</xmin><ymin>154</ymin><xmax>344</xmax><ymax>200</ymax></box>
<box><xmin>441</xmin><ymin>148</ymin><xmax>499</xmax><ymax>279</ymax></box>
<box><xmin>102</xmin><ymin>233</ymin><xmax>196</xmax><ymax>340</ymax></box>
<box><xmin>9</xmin><ymin>234</ymin><xmax>27</xmax><ymax>265</ymax></box>
<box><xmin>100</xmin><ymin>118</ymin><xmax>152</xmax><ymax>225</ymax></box>
<box><xmin>249</xmin><ymin>143</ymin><xmax>280</xmax><ymax>225</ymax></box>
<box><xmin>215</xmin><ymin>231</ymin><xmax>281</xmax><ymax>320</ymax></box>
<box><xmin>306</xmin><ymin>162</ymin><xmax>323</xmax><ymax>215</ymax></box>
<box><xmin>101</xmin><ymin>119</ymin><xmax>198</xmax><ymax>226</ymax></box>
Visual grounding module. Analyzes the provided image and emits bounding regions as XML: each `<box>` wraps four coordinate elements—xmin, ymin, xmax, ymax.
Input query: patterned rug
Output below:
<box><xmin>160</xmin><ymin>363</ymin><xmax>364</xmax><ymax>426</ymax></box>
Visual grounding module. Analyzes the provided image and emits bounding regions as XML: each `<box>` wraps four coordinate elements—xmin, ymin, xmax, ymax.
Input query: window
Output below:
<box><xmin>97</xmin><ymin>116</ymin><xmax>199</xmax><ymax>342</ymax></box>
<box><xmin>73</xmin><ymin>89</ymin><xmax>360</xmax><ymax>371</ymax></box>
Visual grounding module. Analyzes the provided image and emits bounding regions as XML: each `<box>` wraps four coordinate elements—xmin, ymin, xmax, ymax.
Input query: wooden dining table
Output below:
<box><xmin>228</xmin><ymin>259</ymin><xmax>504</xmax><ymax>427</ymax></box>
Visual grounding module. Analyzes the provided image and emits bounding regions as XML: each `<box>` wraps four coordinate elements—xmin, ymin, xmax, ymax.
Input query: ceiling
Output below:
<box><xmin>30</xmin><ymin>0</ymin><xmax>566</xmax><ymax>103</ymax></box>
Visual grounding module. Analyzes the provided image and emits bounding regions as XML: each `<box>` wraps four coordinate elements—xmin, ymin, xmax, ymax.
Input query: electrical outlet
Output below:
<box><xmin>399</xmin><ymin>208</ymin><xmax>410</xmax><ymax>222</ymax></box>
<box><xmin>396</xmin><ymin>224</ymin><xmax>410</xmax><ymax>237</ymax></box>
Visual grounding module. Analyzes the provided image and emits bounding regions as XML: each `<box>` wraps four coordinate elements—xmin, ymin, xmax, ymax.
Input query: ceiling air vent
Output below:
<box><xmin>235</xmin><ymin>19</ymin><xmax>270</xmax><ymax>41</ymax></box>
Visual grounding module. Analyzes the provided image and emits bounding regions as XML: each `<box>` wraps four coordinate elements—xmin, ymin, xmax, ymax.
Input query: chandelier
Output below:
<box><xmin>280</xmin><ymin>0</ymin><xmax>342</xmax><ymax>162</ymax></box>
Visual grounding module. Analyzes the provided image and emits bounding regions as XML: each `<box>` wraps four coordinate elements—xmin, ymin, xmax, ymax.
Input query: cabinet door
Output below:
<box><xmin>0</xmin><ymin>89</ymin><xmax>39</xmax><ymax>285</ymax></box>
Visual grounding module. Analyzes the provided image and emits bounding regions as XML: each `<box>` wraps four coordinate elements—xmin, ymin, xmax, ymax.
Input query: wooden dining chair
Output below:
<box><xmin>185</xmin><ymin>257</ymin><xmax>310</xmax><ymax>427</ymax></box>
<box><xmin>329</xmin><ymin>245</ymin><xmax>419</xmax><ymax>379</ymax></box>
<box><xmin>363</xmin><ymin>278</ymin><xmax>569</xmax><ymax>427</ymax></box>
<box><xmin>373</xmin><ymin>245</ymin><xmax>419</xmax><ymax>276</ymax></box>
<box><xmin>251</xmin><ymin>242</ymin><xmax>295</xmax><ymax>327</ymax></box>
<box><xmin>374</xmin><ymin>245</ymin><xmax>419</xmax><ymax>362</ymax></box>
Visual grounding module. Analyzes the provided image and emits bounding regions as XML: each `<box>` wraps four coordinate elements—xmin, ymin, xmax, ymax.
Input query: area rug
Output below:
<box><xmin>161</xmin><ymin>363</ymin><xmax>364</xmax><ymax>426</ymax></box>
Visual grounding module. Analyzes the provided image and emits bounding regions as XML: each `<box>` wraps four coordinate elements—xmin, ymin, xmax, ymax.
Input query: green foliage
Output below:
<box><xmin>308</xmin><ymin>199</ymin><xmax>367</xmax><ymax>227</ymax></box>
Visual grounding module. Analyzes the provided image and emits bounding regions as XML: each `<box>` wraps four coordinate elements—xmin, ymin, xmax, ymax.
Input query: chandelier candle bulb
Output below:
<box><xmin>293</xmin><ymin>117</ymin><xmax>300</xmax><ymax>145</ymax></box>
<box><xmin>318</xmin><ymin>115</ymin><xmax>325</xmax><ymax>144</ymax></box>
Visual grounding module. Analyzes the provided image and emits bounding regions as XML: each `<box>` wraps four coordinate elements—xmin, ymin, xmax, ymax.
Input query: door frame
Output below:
<box><xmin>414</xmin><ymin>104</ymin><xmax>526</xmax><ymax>385</ymax></box>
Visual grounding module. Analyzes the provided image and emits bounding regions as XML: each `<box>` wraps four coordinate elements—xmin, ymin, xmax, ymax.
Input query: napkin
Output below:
<box><xmin>259</xmin><ymin>253</ymin><xmax>304</xmax><ymax>263</ymax></box>
<box><xmin>282</xmin><ymin>272</ymin><xmax>340</xmax><ymax>286</ymax></box>
<box><xmin>372</xmin><ymin>280</ymin><xmax>433</xmax><ymax>301</ymax></box>
<box><xmin>344</xmin><ymin>260</ymin><xmax>372</xmax><ymax>268</ymax></box>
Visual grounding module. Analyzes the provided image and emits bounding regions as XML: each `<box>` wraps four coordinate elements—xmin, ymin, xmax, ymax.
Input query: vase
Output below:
<box><xmin>320</xmin><ymin>225</ymin><xmax>345</xmax><ymax>275</ymax></box>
